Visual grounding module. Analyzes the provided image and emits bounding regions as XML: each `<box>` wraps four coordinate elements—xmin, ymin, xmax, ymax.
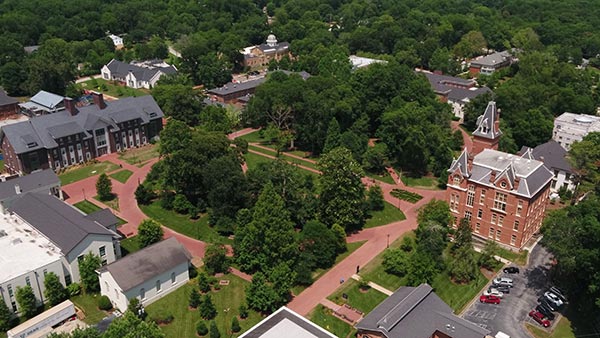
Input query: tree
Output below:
<box><xmin>383</xmin><ymin>248</ymin><xmax>410</xmax><ymax>276</ymax></box>
<box><xmin>568</xmin><ymin>132</ymin><xmax>600</xmax><ymax>197</ymax></box>
<box><xmin>322</xmin><ymin>118</ymin><xmax>341</xmax><ymax>154</ymax></box>
<box><xmin>298</xmin><ymin>220</ymin><xmax>338</xmax><ymax>269</ymax></box>
<box><xmin>135</xmin><ymin>184</ymin><xmax>156</xmax><ymax>205</ymax></box>
<box><xmin>47</xmin><ymin>327</ymin><xmax>102</xmax><ymax>338</ymax></box>
<box><xmin>406</xmin><ymin>251</ymin><xmax>438</xmax><ymax>286</ymax></box>
<box><xmin>198</xmin><ymin>272</ymin><xmax>211</xmax><ymax>293</ymax></box>
<box><xmin>127</xmin><ymin>298</ymin><xmax>143</xmax><ymax>318</ymax></box>
<box><xmin>415</xmin><ymin>221</ymin><xmax>447</xmax><ymax>268</ymax></box>
<box><xmin>367</xmin><ymin>185</ymin><xmax>385</xmax><ymax>211</ymax></box>
<box><xmin>196</xmin><ymin>321</ymin><xmax>208</xmax><ymax>336</ymax></box>
<box><xmin>231</xmin><ymin>316</ymin><xmax>241</xmax><ymax>333</ymax></box>
<box><xmin>79</xmin><ymin>252</ymin><xmax>101</xmax><ymax>293</ymax></box>
<box><xmin>0</xmin><ymin>299</ymin><xmax>11</xmax><ymax>332</ymax></box>
<box><xmin>331</xmin><ymin>223</ymin><xmax>347</xmax><ymax>254</ymax></box>
<box><xmin>479</xmin><ymin>241</ymin><xmax>500</xmax><ymax>270</ymax></box>
<box><xmin>200</xmin><ymin>295</ymin><xmax>217</xmax><ymax>320</ymax></box>
<box><xmin>152</xmin><ymin>84</ymin><xmax>204</xmax><ymax>126</ymax></box>
<box><xmin>137</xmin><ymin>219</ymin><xmax>163</xmax><ymax>248</ymax></box>
<box><xmin>453</xmin><ymin>31</ymin><xmax>487</xmax><ymax>58</ymax></box>
<box><xmin>96</xmin><ymin>173</ymin><xmax>113</xmax><ymax>201</ymax></box>
<box><xmin>204</xmin><ymin>244</ymin><xmax>229</xmax><ymax>275</ymax></box>
<box><xmin>103</xmin><ymin>312</ymin><xmax>165</xmax><ymax>338</ymax></box>
<box><xmin>16</xmin><ymin>286</ymin><xmax>37</xmax><ymax>318</ymax></box>
<box><xmin>246</xmin><ymin>272</ymin><xmax>278</xmax><ymax>313</ymax></box>
<box><xmin>209</xmin><ymin>321</ymin><xmax>221</xmax><ymax>338</ymax></box>
<box><xmin>238</xmin><ymin>304</ymin><xmax>248</xmax><ymax>319</ymax></box>
<box><xmin>449</xmin><ymin>246</ymin><xmax>478</xmax><ymax>283</ymax></box>
<box><xmin>189</xmin><ymin>289</ymin><xmax>200</xmax><ymax>308</ymax></box>
<box><xmin>43</xmin><ymin>272</ymin><xmax>67</xmax><ymax>306</ymax></box>
<box><xmin>362</xmin><ymin>143</ymin><xmax>389</xmax><ymax>174</ymax></box>
<box><xmin>417</xmin><ymin>200</ymin><xmax>451</xmax><ymax>228</ymax></box>
<box><xmin>26</xmin><ymin>39</ymin><xmax>76</xmax><ymax>95</ymax></box>
<box><xmin>452</xmin><ymin>218</ymin><xmax>473</xmax><ymax>252</ymax></box>
<box><xmin>318</xmin><ymin>147</ymin><xmax>366</xmax><ymax>231</ymax></box>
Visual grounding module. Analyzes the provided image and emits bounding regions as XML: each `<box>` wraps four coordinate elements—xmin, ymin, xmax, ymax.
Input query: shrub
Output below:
<box><xmin>358</xmin><ymin>278</ymin><xmax>369</xmax><ymax>290</ymax></box>
<box><xmin>198</xmin><ymin>272</ymin><xmax>211</xmax><ymax>293</ymax></box>
<box><xmin>238</xmin><ymin>304</ymin><xmax>248</xmax><ymax>319</ymax></box>
<box><xmin>67</xmin><ymin>283</ymin><xmax>81</xmax><ymax>297</ymax></box>
<box><xmin>189</xmin><ymin>266</ymin><xmax>198</xmax><ymax>279</ymax></box>
<box><xmin>196</xmin><ymin>321</ymin><xmax>208</xmax><ymax>336</ymax></box>
<box><xmin>151</xmin><ymin>309</ymin><xmax>174</xmax><ymax>325</ymax></box>
<box><xmin>98</xmin><ymin>296</ymin><xmax>113</xmax><ymax>311</ymax></box>
<box><xmin>367</xmin><ymin>185</ymin><xmax>385</xmax><ymax>211</ymax></box>
<box><xmin>173</xmin><ymin>194</ymin><xmax>193</xmax><ymax>214</ymax></box>
<box><xmin>160</xmin><ymin>191</ymin><xmax>175</xmax><ymax>210</ymax></box>
<box><xmin>135</xmin><ymin>184</ymin><xmax>156</xmax><ymax>205</ymax></box>
<box><xmin>189</xmin><ymin>289</ymin><xmax>200</xmax><ymax>308</ymax></box>
<box><xmin>231</xmin><ymin>316</ymin><xmax>241</xmax><ymax>333</ymax></box>
<box><xmin>209</xmin><ymin>321</ymin><xmax>220</xmax><ymax>338</ymax></box>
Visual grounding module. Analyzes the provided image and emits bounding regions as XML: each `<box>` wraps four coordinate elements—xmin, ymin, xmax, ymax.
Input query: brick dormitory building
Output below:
<box><xmin>0</xmin><ymin>92</ymin><xmax>163</xmax><ymax>175</ymax></box>
<box><xmin>446</xmin><ymin>102</ymin><xmax>553</xmax><ymax>249</ymax></box>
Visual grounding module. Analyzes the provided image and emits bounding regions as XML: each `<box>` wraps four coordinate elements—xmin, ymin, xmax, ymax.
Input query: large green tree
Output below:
<box><xmin>43</xmin><ymin>272</ymin><xmax>67</xmax><ymax>306</ymax></box>
<box><xmin>137</xmin><ymin>219</ymin><xmax>163</xmax><ymax>248</ymax></box>
<box><xmin>152</xmin><ymin>84</ymin><xmax>204</xmax><ymax>126</ymax></box>
<box><xmin>103</xmin><ymin>312</ymin><xmax>165</xmax><ymax>338</ymax></box>
<box><xmin>0</xmin><ymin>299</ymin><xmax>11</xmax><ymax>332</ymax></box>
<box><xmin>79</xmin><ymin>252</ymin><xmax>101</xmax><ymax>293</ymax></box>
<box><xmin>568</xmin><ymin>132</ymin><xmax>600</xmax><ymax>197</ymax></box>
<box><xmin>26</xmin><ymin>39</ymin><xmax>76</xmax><ymax>95</ymax></box>
<box><xmin>15</xmin><ymin>285</ymin><xmax>37</xmax><ymax>318</ymax></box>
<box><xmin>318</xmin><ymin>147</ymin><xmax>366</xmax><ymax>231</ymax></box>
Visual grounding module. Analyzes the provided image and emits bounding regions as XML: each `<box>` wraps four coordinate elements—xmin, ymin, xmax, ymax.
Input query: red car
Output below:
<box><xmin>529</xmin><ymin>310</ymin><xmax>551</xmax><ymax>327</ymax></box>
<box><xmin>479</xmin><ymin>295</ymin><xmax>501</xmax><ymax>304</ymax></box>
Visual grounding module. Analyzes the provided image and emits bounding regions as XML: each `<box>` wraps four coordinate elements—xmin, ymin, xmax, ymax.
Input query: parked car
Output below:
<box><xmin>492</xmin><ymin>277</ymin><xmax>514</xmax><ymax>287</ymax></box>
<box><xmin>480</xmin><ymin>295</ymin><xmax>501</xmax><ymax>304</ymax></box>
<box><xmin>549</xmin><ymin>287</ymin><xmax>567</xmax><ymax>302</ymax></box>
<box><xmin>544</xmin><ymin>291</ymin><xmax>564</xmax><ymax>307</ymax></box>
<box><xmin>495</xmin><ymin>285</ymin><xmax>511</xmax><ymax>294</ymax></box>
<box><xmin>483</xmin><ymin>288</ymin><xmax>504</xmax><ymax>298</ymax></box>
<box><xmin>539</xmin><ymin>297</ymin><xmax>558</xmax><ymax>312</ymax></box>
<box><xmin>529</xmin><ymin>310</ymin><xmax>551</xmax><ymax>327</ymax></box>
<box><xmin>536</xmin><ymin>304</ymin><xmax>556</xmax><ymax>320</ymax></box>
<box><xmin>503</xmin><ymin>266</ymin><xmax>520</xmax><ymax>274</ymax></box>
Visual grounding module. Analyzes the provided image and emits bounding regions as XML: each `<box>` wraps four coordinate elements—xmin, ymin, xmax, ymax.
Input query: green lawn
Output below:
<box><xmin>239</xmin><ymin>130</ymin><xmax>266</xmax><ymax>143</ymax></box>
<box><xmin>400</xmin><ymin>175</ymin><xmax>440</xmax><ymax>189</ymax></box>
<box><xmin>365</xmin><ymin>202</ymin><xmax>406</xmax><ymax>229</ymax></box>
<box><xmin>328</xmin><ymin>279</ymin><xmax>388</xmax><ymax>314</ymax></box>
<box><xmin>110</xmin><ymin>169</ymin><xmax>133</xmax><ymax>183</ymax></box>
<box><xmin>494</xmin><ymin>247</ymin><xmax>529</xmax><ymax>266</ymax></box>
<box><xmin>365</xmin><ymin>171</ymin><xmax>396</xmax><ymax>185</ymax></box>
<box><xmin>0</xmin><ymin>159</ymin><xmax>4</xmax><ymax>172</ymax></box>
<box><xmin>59</xmin><ymin>162</ymin><xmax>120</xmax><ymax>185</ymax></box>
<box><xmin>309</xmin><ymin>305</ymin><xmax>355</xmax><ymax>338</ymax></box>
<box><xmin>145</xmin><ymin>275</ymin><xmax>263</xmax><ymax>338</ymax></box>
<box><xmin>120</xmin><ymin>236</ymin><xmax>141</xmax><ymax>256</ymax></box>
<box><xmin>248</xmin><ymin>145</ymin><xmax>319</xmax><ymax>170</ymax></box>
<box><xmin>73</xmin><ymin>199</ymin><xmax>103</xmax><ymax>214</ymax></box>
<box><xmin>244</xmin><ymin>151</ymin><xmax>321</xmax><ymax>182</ymax></box>
<box><xmin>140</xmin><ymin>201</ymin><xmax>231</xmax><ymax>245</ymax></box>
<box><xmin>94</xmin><ymin>195</ymin><xmax>119</xmax><ymax>211</ymax></box>
<box><xmin>390</xmin><ymin>189</ymin><xmax>423</xmax><ymax>203</ymax></box>
<box><xmin>80</xmin><ymin>78</ymin><xmax>148</xmax><ymax>98</ymax></box>
<box><xmin>71</xmin><ymin>293</ymin><xmax>108</xmax><ymax>325</ymax></box>
<box><xmin>118</xmin><ymin>144</ymin><xmax>159</xmax><ymax>166</ymax></box>
<box><xmin>526</xmin><ymin>317</ymin><xmax>575</xmax><ymax>338</ymax></box>
<box><xmin>431</xmin><ymin>269</ymin><xmax>488</xmax><ymax>313</ymax></box>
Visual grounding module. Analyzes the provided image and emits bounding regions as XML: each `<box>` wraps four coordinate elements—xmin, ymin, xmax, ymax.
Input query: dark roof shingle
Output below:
<box><xmin>0</xmin><ymin>169</ymin><xmax>59</xmax><ymax>200</ymax></box>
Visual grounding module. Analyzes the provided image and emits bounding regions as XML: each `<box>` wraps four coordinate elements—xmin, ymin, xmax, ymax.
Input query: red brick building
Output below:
<box><xmin>0</xmin><ymin>90</ymin><xmax>19</xmax><ymax>119</ymax></box>
<box><xmin>446</xmin><ymin>102</ymin><xmax>553</xmax><ymax>249</ymax></box>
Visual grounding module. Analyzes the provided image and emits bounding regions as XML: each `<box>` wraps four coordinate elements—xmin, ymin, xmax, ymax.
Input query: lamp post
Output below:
<box><xmin>387</xmin><ymin>234</ymin><xmax>390</xmax><ymax>248</ymax></box>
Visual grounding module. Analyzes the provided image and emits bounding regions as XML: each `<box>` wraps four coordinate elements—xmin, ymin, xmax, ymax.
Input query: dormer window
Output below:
<box><xmin>453</xmin><ymin>175</ymin><xmax>461</xmax><ymax>185</ymax></box>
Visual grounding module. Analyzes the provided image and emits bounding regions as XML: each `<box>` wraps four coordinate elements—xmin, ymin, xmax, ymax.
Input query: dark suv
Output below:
<box><xmin>536</xmin><ymin>304</ymin><xmax>555</xmax><ymax>320</ymax></box>
<box><xmin>503</xmin><ymin>266</ymin><xmax>520</xmax><ymax>274</ymax></box>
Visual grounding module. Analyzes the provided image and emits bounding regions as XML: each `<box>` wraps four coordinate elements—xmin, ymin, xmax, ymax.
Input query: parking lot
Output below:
<box><xmin>462</xmin><ymin>244</ymin><xmax>557</xmax><ymax>338</ymax></box>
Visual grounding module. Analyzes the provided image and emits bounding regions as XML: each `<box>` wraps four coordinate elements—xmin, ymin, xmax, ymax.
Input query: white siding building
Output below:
<box><xmin>98</xmin><ymin>237</ymin><xmax>191</xmax><ymax>312</ymax></box>
<box><xmin>553</xmin><ymin>112</ymin><xmax>600</xmax><ymax>150</ymax></box>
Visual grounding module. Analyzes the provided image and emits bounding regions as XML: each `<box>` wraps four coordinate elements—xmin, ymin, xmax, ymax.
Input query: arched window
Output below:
<box><xmin>453</xmin><ymin>175</ymin><xmax>461</xmax><ymax>185</ymax></box>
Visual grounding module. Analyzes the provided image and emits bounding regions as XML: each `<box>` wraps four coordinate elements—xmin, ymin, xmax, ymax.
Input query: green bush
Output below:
<box><xmin>151</xmin><ymin>309</ymin><xmax>174</xmax><ymax>325</ymax></box>
<box><xmin>67</xmin><ymin>283</ymin><xmax>81</xmax><ymax>297</ymax></box>
<box><xmin>231</xmin><ymin>316</ymin><xmax>241</xmax><ymax>333</ymax></box>
<box><xmin>98</xmin><ymin>295</ymin><xmax>113</xmax><ymax>311</ymax></box>
<box><xmin>173</xmin><ymin>194</ymin><xmax>193</xmax><ymax>214</ymax></box>
<box><xmin>238</xmin><ymin>304</ymin><xmax>248</xmax><ymax>319</ymax></box>
<box><xmin>196</xmin><ymin>321</ymin><xmax>208</xmax><ymax>336</ymax></box>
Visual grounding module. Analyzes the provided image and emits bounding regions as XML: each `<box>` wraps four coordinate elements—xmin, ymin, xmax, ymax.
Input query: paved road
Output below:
<box><xmin>462</xmin><ymin>245</ymin><xmax>554</xmax><ymax>338</ymax></box>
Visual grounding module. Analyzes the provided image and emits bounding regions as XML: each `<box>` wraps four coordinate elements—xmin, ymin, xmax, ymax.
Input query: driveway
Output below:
<box><xmin>462</xmin><ymin>245</ymin><xmax>555</xmax><ymax>338</ymax></box>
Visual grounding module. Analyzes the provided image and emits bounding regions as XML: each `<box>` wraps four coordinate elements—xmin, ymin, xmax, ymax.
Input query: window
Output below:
<box><xmin>479</xmin><ymin>190</ymin><xmax>486</xmax><ymax>204</ymax></box>
<box><xmin>450</xmin><ymin>194</ymin><xmax>459</xmax><ymax>212</ymax></box>
<box><xmin>140</xmin><ymin>288</ymin><xmax>145</xmax><ymax>300</ymax></box>
<box><xmin>156</xmin><ymin>280</ymin><xmax>161</xmax><ymax>292</ymax></box>
<box><xmin>475</xmin><ymin>223</ymin><xmax>480</xmax><ymax>233</ymax></box>
<box><xmin>511</xmin><ymin>235</ymin><xmax>517</xmax><ymax>246</ymax></box>
<box><xmin>516</xmin><ymin>200</ymin><xmax>523</xmax><ymax>217</ymax></box>
<box><xmin>99</xmin><ymin>246</ymin><xmax>106</xmax><ymax>257</ymax></box>
<box><xmin>7</xmin><ymin>285</ymin><xmax>13</xmax><ymax>297</ymax></box>
<box><xmin>171</xmin><ymin>272</ymin><xmax>176</xmax><ymax>284</ymax></box>
<box><xmin>493</xmin><ymin>192</ymin><xmax>507</xmax><ymax>211</ymax></box>
<box><xmin>464</xmin><ymin>211</ymin><xmax>472</xmax><ymax>222</ymax></box>
<box><xmin>498</xmin><ymin>215</ymin><xmax>504</xmax><ymax>227</ymax></box>
<box><xmin>488</xmin><ymin>227</ymin><xmax>494</xmax><ymax>238</ymax></box>
<box><xmin>477</xmin><ymin>209</ymin><xmax>483</xmax><ymax>219</ymax></box>
<box><xmin>25</xmin><ymin>276</ymin><xmax>30</xmax><ymax>287</ymax></box>
<box><xmin>466</xmin><ymin>185</ymin><xmax>475</xmax><ymax>207</ymax></box>
<box><xmin>43</xmin><ymin>269</ymin><xmax>47</xmax><ymax>276</ymax></box>
<box><xmin>101</xmin><ymin>259</ymin><xmax>107</xmax><ymax>266</ymax></box>
<box><xmin>453</xmin><ymin>175</ymin><xmax>461</xmax><ymax>185</ymax></box>
<box><xmin>496</xmin><ymin>229</ymin><xmax>502</xmax><ymax>240</ymax></box>
<box><xmin>11</xmin><ymin>301</ymin><xmax>16</xmax><ymax>312</ymax></box>
<box><xmin>513</xmin><ymin>221</ymin><xmax>519</xmax><ymax>231</ymax></box>
<box><xmin>491</xmin><ymin>214</ymin><xmax>497</xmax><ymax>224</ymax></box>
<box><xmin>65</xmin><ymin>274</ymin><xmax>72</xmax><ymax>285</ymax></box>
<box><xmin>77</xmin><ymin>255</ymin><xmax>84</xmax><ymax>263</ymax></box>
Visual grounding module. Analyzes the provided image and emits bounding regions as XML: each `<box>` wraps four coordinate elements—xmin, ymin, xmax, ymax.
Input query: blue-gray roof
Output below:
<box><xmin>29</xmin><ymin>90</ymin><xmax>64</xmax><ymax>110</ymax></box>
<box><xmin>0</xmin><ymin>169</ymin><xmax>59</xmax><ymax>201</ymax></box>
<box><xmin>0</xmin><ymin>90</ymin><xmax>18</xmax><ymax>106</ymax></box>
<box><xmin>519</xmin><ymin>140</ymin><xmax>573</xmax><ymax>173</ymax></box>
<box><xmin>418</xmin><ymin>71</ymin><xmax>491</xmax><ymax>103</ymax></box>
<box><xmin>105</xmin><ymin>59</ymin><xmax>177</xmax><ymax>82</ymax></box>
<box><xmin>2</xmin><ymin>95</ymin><xmax>163</xmax><ymax>154</ymax></box>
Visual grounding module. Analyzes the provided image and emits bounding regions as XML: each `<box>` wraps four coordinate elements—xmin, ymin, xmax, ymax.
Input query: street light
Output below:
<box><xmin>387</xmin><ymin>234</ymin><xmax>390</xmax><ymax>248</ymax></box>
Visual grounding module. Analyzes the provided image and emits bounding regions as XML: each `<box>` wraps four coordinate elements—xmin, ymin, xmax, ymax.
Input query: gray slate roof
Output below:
<box><xmin>356</xmin><ymin>284</ymin><xmax>489</xmax><ymax>338</ymax></box>
<box><xmin>9</xmin><ymin>193</ymin><xmax>116</xmax><ymax>254</ymax></box>
<box><xmin>0</xmin><ymin>90</ymin><xmax>18</xmax><ymax>106</ymax></box>
<box><xmin>240</xmin><ymin>306</ymin><xmax>337</xmax><ymax>338</ymax></box>
<box><xmin>29</xmin><ymin>90</ymin><xmax>65</xmax><ymax>109</ymax></box>
<box><xmin>448</xmin><ymin>148</ymin><xmax>470</xmax><ymax>177</ymax></box>
<box><xmin>470</xmin><ymin>149</ymin><xmax>554</xmax><ymax>198</ymax></box>
<box><xmin>105</xmin><ymin>59</ymin><xmax>177</xmax><ymax>82</ymax></box>
<box><xmin>418</xmin><ymin>71</ymin><xmax>491</xmax><ymax>103</ymax></box>
<box><xmin>2</xmin><ymin>95</ymin><xmax>163</xmax><ymax>154</ymax></box>
<box><xmin>470</xmin><ymin>50</ymin><xmax>512</xmax><ymax>68</ymax></box>
<box><xmin>473</xmin><ymin>101</ymin><xmax>502</xmax><ymax>140</ymax></box>
<box><xmin>0</xmin><ymin>169</ymin><xmax>59</xmax><ymax>201</ymax></box>
<box><xmin>84</xmin><ymin>208</ymin><xmax>119</xmax><ymax>229</ymax></box>
<box><xmin>519</xmin><ymin>140</ymin><xmax>573</xmax><ymax>173</ymax></box>
<box><xmin>99</xmin><ymin>237</ymin><xmax>191</xmax><ymax>291</ymax></box>
<box><xmin>207</xmin><ymin>77</ymin><xmax>267</xmax><ymax>96</ymax></box>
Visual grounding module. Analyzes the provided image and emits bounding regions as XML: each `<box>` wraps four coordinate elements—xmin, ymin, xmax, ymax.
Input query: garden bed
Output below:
<box><xmin>390</xmin><ymin>189</ymin><xmax>423</xmax><ymax>203</ymax></box>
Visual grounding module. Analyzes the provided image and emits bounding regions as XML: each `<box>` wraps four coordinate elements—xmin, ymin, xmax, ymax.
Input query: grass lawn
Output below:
<box><xmin>73</xmin><ymin>199</ymin><xmax>127</xmax><ymax>224</ymax></box>
<box><xmin>390</xmin><ymin>188</ymin><xmax>423</xmax><ymax>203</ymax></box>
<box><xmin>110</xmin><ymin>169</ymin><xmax>133</xmax><ymax>183</ymax></box>
<box><xmin>365</xmin><ymin>171</ymin><xmax>396</xmax><ymax>185</ymax></box>
<box><xmin>0</xmin><ymin>159</ymin><xmax>4</xmax><ymax>172</ymax></box>
<box><xmin>71</xmin><ymin>293</ymin><xmax>108</xmax><ymax>325</ymax></box>
<box><xmin>364</xmin><ymin>202</ymin><xmax>406</xmax><ymax>229</ymax></box>
<box><xmin>118</xmin><ymin>144</ymin><xmax>159</xmax><ymax>166</ymax></box>
<box><xmin>80</xmin><ymin>78</ymin><xmax>148</xmax><ymax>98</ymax></box>
<box><xmin>308</xmin><ymin>305</ymin><xmax>355</xmax><ymax>338</ymax></box>
<box><xmin>94</xmin><ymin>195</ymin><xmax>119</xmax><ymax>211</ymax></box>
<box><xmin>120</xmin><ymin>236</ymin><xmax>140</xmax><ymax>256</ymax></box>
<box><xmin>59</xmin><ymin>161</ymin><xmax>120</xmax><ymax>185</ymax></box>
<box><xmin>359</xmin><ymin>233</ymin><xmax>416</xmax><ymax>291</ymax></box>
<box><xmin>292</xmin><ymin>241</ymin><xmax>366</xmax><ymax>296</ymax></box>
<box><xmin>239</xmin><ymin>130</ymin><xmax>266</xmax><ymax>143</ymax></box>
<box><xmin>526</xmin><ymin>317</ymin><xmax>575</xmax><ymax>338</ymax></box>
<box><xmin>400</xmin><ymin>175</ymin><xmax>440</xmax><ymax>190</ymax></box>
<box><xmin>244</xmin><ymin>151</ymin><xmax>321</xmax><ymax>183</ymax></box>
<box><xmin>140</xmin><ymin>201</ymin><xmax>231</xmax><ymax>245</ymax></box>
<box><xmin>494</xmin><ymin>247</ymin><xmax>529</xmax><ymax>266</ymax></box>
<box><xmin>248</xmin><ymin>145</ymin><xmax>318</xmax><ymax>170</ymax></box>
<box><xmin>145</xmin><ymin>275</ymin><xmax>263</xmax><ymax>338</ymax></box>
<box><xmin>328</xmin><ymin>279</ymin><xmax>388</xmax><ymax>314</ymax></box>
<box><xmin>431</xmin><ymin>269</ymin><xmax>488</xmax><ymax>313</ymax></box>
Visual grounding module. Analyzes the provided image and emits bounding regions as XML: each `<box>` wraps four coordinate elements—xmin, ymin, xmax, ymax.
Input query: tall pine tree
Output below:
<box><xmin>322</xmin><ymin>118</ymin><xmax>341</xmax><ymax>154</ymax></box>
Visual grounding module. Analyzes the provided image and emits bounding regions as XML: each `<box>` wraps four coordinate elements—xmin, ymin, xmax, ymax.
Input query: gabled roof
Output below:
<box><xmin>417</xmin><ymin>70</ymin><xmax>491</xmax><ymax>103</ymax></box>
<box><xmin>473</xmin><ymin>101</ymin><xmax>502</xmax><ymax>140</ymax></box>
<box><xmin>84</xmin><ymin>208</ymin><xmax>119</xmax><ymax>229</ymax></box>
<box><xmin>448</xmin><ymin>148</ymin><xmax>470</xmax><ymax>177</ymax></box>
<box><xmin>0</xmin><ymin>90</ymin><xmax>18</xmax><ymax>106</ymax></box>
<box><xmin>98</xmin><ymin>237</ymin><xmax>191</xmax><ymax>292</ymax></box>
<box><xmin>29</xmin><ymin>90</ymin><xmax>64</xmax><ymax>109</ymax></box>
<box><xmin>9</xmin><ymin>193</ymin><xmax>116</xmax><ymax>254</ymax></box>
<box><xmin>239</xmin><ymin>306</ymin><xmax>337</xmax><ymax>338</ymax></box>
<box><xmin>2</xmin><ymin>95</ymin><xmax>163</xmax><ymax>154</ymax></box>
<box><xmin>0</xmin><ymin>169</ymin><xmax>59</xmax><ymax>201</ymax></box>
<box><xmin>105</xmin><ymin>59</ymin><xmax>177</xmax><ymax>82</ymax></box>
<box><xmin>470</xmin><ymin>50</ymin><xmax>512</xmax><ymax>68</ymax></box>
<box><xmin>519</xmin><ymin>140</ymin><xmax>573</xmax><ymax>173</ymax></box>
<box><xmin>356</xmin><ymin>284</ymin><xmax>489</xmax><ymax>338</ymax></box>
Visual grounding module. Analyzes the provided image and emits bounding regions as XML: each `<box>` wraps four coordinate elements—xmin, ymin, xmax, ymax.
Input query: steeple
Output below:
<box><xmin>472</xmin><ymin>101</ymin><xmax>502</xmax><ymax>154</ymax></box>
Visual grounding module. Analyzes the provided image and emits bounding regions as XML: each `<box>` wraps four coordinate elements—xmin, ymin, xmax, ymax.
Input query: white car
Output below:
<box><xmin>483</xmin><ymin>288</ymin><xmax>504</xmax><ymax>298</ymax></box>
<box><xmin>492</xmin><ymin>277</ymin><xmax>514</xmax><ymax>287</ymax></box>
<box><xmin>544</xmin><ymin>291</ymin><xmax>563</xmax><ymax>307</ymax></box>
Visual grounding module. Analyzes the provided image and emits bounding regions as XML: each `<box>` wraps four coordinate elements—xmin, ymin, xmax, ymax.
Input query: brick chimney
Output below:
<box><xmin>514</xmin><ymin>177</ymin><xmax>520</xmax><ymax>190</ymax></box>
<box><xmin>63</xmin><ymin>98</ymin><xmax>78</xmax><ymax>116</ymax></box>
<box><xmin>489</xmin><ymin>170</ymin><xmax>496</xmax><ymax>183</ymax></box>
<box><xmin>92</xmin><ymin>92</ymin><xmax>106</xmax><ymax>109</ymax></box>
